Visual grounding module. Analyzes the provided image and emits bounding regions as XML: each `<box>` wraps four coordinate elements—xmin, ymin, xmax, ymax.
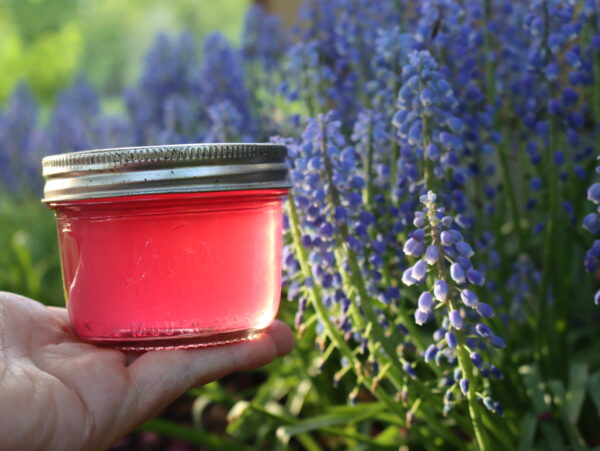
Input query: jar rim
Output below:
<box><xmin>42</xmin><ymin>143</ymin><xmax>290</xmax><ymax>202</ymax></box>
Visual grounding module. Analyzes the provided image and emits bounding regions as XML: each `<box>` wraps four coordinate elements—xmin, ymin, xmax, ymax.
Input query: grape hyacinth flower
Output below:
<box><xmin>404</xmin><ymin>191</ymin><xmax>503</xmax><ymax>421</ymax></box>
<box><xmin>368</xmin><ymin>26</ymin><xmax>410</xmax><ymax>117</ymax></box>
<box><xmin>393</xmin><ymin>50</ymin><xmax>465</xmax><ymax>190</ymax></box>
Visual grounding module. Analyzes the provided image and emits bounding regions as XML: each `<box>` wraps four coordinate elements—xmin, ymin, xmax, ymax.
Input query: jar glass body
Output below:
<box><xmin>48</xmin><ymin>189</ymin><xmax>286</xmax><ymax>350</ymax></box>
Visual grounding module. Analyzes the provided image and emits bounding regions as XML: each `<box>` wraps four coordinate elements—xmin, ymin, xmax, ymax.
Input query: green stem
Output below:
<box><xmin>421</xmin><ymin>89</ymin><xmax>435</xmax><ymax>190</ymax></box>
<box><xmin>454</xmin><ymin>332</ymin><xmax>492</xmax><ymax>450</ymax></box>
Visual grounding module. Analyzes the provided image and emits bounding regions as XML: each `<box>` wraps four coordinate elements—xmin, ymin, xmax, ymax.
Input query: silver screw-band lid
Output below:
<box><xmin>42</xmin><ymin>143</ymin><xmax>290</xmax><ymax>202</ymax></box>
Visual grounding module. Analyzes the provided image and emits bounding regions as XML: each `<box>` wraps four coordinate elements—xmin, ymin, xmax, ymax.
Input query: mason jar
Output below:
<box><xmin>42</xmin><ymin>143</ymin><xmax>289</xmax><ymax>350</ymax></box>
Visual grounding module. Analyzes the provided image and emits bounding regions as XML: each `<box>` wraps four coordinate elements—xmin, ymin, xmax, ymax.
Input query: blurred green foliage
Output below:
<box><xmin>0</xmin><ymin>0</ymin><xmax>249</xmax><ymax>106</ymax></box>
<box><xmin>0</xmin><ymin>193</ymin><xmax>63</xmax><ymax>305</ymax></box>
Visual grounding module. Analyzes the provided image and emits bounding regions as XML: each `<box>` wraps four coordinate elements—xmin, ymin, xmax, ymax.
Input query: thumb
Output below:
<box><xmin>125</xmin><ymin>320</ymin><xmax>294</xmax><ymax>426</ymax></box>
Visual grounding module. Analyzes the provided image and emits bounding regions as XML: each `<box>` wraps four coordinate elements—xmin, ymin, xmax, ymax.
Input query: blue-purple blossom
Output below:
<box><xmin>434</xmin><ymin>279</ymin><xmax>449</xmax><ymax>302</ymax></box>
<box><xmin>450</xmin><ymin>263</ymin><xmax>466</xmax><ymax>284</ymax></box>
<box><xmin>418</xmin><ymin>292</ymin><xmax>434</xmax><ymax>312</ymax></box>
<box><xmin>460</xmin><ymin>289</ymin><xmax>479</xmax><ymax>308</ymax></box>
<box><xmin>446</xmin><ymin>331</ymin><xmax>458</xmax><ymax>349</ymax></box>
<box><xmin>449</xmin><ymin>310</ymin><xmax>463</xmax><ymax>329</ymax></box>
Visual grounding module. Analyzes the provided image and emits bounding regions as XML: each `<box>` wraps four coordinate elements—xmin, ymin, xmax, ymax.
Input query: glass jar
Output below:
<box><xmin>42</xmin><ymin>143</ymin><xmax>289</xmax><ymax>350</ymax></box>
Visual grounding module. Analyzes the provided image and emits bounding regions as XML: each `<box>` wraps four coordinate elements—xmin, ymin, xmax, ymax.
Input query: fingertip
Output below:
<box><xmin>266</xmin><ymin>320</ymin><xmax>295</xmax><ymax>357</ymax></box>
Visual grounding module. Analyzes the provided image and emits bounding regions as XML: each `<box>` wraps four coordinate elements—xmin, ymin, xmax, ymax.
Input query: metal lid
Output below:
<box><xmin>42</xmin><ymin>143</ymin><xmax>290</xmax><ymax>202</ymax></box>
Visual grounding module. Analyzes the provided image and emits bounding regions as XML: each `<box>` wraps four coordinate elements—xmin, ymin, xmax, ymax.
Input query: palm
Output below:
<box><xmin>0</xmin><ymin>292</ymin><xmax>293</xmax><ymax>451</ymax></box>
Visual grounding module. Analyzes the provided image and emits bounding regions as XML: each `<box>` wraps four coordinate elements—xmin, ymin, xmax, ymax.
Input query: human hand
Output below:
<box><xmin>0</xmin><ymin>291</ymin><xmax>294</xmax><ymax>451</ymax></box>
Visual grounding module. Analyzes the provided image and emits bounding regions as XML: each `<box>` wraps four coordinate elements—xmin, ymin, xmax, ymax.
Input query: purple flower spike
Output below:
<box><xmin>449</xmin><ymin>310</ymin><xmax>463</xmax><ymax>330</ymax></box>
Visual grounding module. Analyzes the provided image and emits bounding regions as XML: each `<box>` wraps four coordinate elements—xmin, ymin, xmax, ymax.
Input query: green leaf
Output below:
<box><xmin>518</xmin><ymin>413</ymin><xmax>537</xmax><ymax>451</ymax></box>
<box><xmin>589</xmin><ymin>372</ymin><xmax>600</xmax><ymax>406</ymax></box>
<box><xmin>566</xmin><ymin>363</ymin><xmax>588</xmax><ymax>423</ymax></box>
<box><xmin>276</xmin><ymin>404</ymin><xmax>383</xmax><ymax>438</ymax></box>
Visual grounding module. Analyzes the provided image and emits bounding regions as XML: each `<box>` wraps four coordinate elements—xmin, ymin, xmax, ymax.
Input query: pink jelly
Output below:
<box><xmin>42</xmin><ymin>144</ymin><xmax>289</xmax><ymax>349</ymax></box>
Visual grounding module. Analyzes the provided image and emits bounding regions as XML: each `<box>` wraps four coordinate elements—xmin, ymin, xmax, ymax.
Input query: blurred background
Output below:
<box><xmin>0</xmin><ymin>0</ymin><xmax>305</xmax><ymax>106</ymax></box>
<box><xmin>0</xmin><ymin>0</ymin><xmax>260</xmax><ymax>106</ymax></box>
<box><xmin>0</xmin><ymin>0</ymin><xmax>250</xmax><ymax>106</ymax></box>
